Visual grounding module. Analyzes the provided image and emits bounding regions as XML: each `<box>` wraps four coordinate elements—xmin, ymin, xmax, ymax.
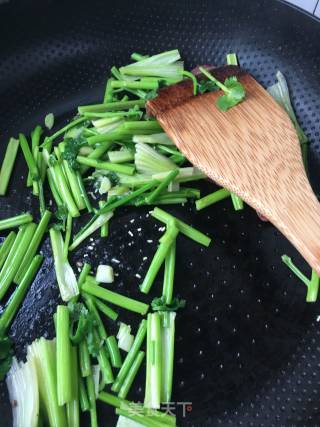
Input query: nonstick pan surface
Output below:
<box><xmin>1</xmin><ymin>0</ymin><xmax>320</xmax><ymax>425</ymax></box>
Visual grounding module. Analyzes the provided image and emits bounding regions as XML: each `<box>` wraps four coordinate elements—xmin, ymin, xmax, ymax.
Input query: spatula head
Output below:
<box><xmin>147</xmin><ymin>66</ymin><xmax>320</xmax><ymax>277</ymax></box>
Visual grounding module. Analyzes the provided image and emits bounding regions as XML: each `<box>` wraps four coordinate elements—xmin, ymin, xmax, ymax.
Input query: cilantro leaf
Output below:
<box><xmin>198</xmin><ymin>80</ymin><xmax>217</xmax><ymax>94</ymax></box>
<box><xmin>62</xmin><ymin>136</ymin><xmax>87</xmax><ymax>171</ymax></box>
<box><xmin>216</xmin><ymin>76</ymin><xmax>246</xmax><ymax>112</ymax></box>
<box><xmin>199</xmin><ymin>67</ymin><xmax>246</xmax><ymax>112</ymax></box>
<box><xmin>151</xmin><ymin>296</ymin><xmax>186</xmax><ymax>312</ymax></box>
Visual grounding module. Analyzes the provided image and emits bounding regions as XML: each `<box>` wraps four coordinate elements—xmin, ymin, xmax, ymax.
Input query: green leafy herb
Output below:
<box><xmin>198</xmin><ymin>80</ymin><xmax>217</xmax><ymax>94</ymax></box>
<box><xmin>68</xmin><ymin>302</ymin><xmax>96</xmax><ymax>345</ymax></box>
<box><xmin>199</xmin><ymin>67</ymin><xmax>246</xmax><ymax>112</ymax></box>
<box><xmin>151</xmin><ymin>296</ymin><xmax>186</xmax><ymax>312</ymax></box>
<box><xmin>62</xmin><ymin>136</ymin><xmax>87</xmax><ymax>170</ymax></box>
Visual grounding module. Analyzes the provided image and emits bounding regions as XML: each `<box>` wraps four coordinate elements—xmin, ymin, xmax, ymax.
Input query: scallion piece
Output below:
<box><xmin>151</xmin><ymin>207</ymin><xmax>212</xmax><ymax>247</ymax></box>
<box><xmin>82</xmin><ymin>282</ymin><xmax>149</xmax><ymax>315</ymax></box>
<box><xmin>0</xmin><ymin>137</ymin><xmax>19</xmax><ymax>196</ymax></box>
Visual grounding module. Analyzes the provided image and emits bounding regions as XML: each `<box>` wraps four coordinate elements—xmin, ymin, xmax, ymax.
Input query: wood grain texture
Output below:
<box><xmin>148</xmin><ymin>67</ymin><xmax>320</xmax><ymax>276</ymax></box>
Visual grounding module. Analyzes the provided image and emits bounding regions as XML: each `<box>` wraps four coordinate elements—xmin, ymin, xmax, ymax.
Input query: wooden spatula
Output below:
<box><xmin>147</xmin><ymin>65</ymin><xmax>320</xmax><ymax>276</ymax></box>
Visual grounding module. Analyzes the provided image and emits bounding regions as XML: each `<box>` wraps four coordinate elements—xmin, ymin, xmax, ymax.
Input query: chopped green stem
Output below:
<box><xmin>83</xmin><ymin>294</ymin><xmax>108</xmax><ymax>341</ymax></box>
<box><xmin>14</xmin><ymin>210</ymin><xmax>51</xmax><ymax>284</ymax></box>
<box><xmin>0</xmin><ymin>231</ymin><xmax>16</xmax><ymax>270</ymax></box>
<box><xmin>19</xmin><ymin>133</ymin><xmax>39</xmax><ymax>179</ymax></box>
<box><xmin>226</xmin><ymin>53</ymin><xmax>238</xmax><ymax>65</ymax></box>
<box><xmin>83</xmin><ymin>110</ymin><xmax>141</xmax><ymax>119</ymax></box>
<box><xmin>144</xmin><ymin>313</ymin><xmax>162</xmax><ymax>409</ymax></box>
<box><xmin>112</xmin><ymin>319</ymin><xmax>147</xmax><ymax>393</ymax></box>
<box><xmin>67</xmin><ymin>346</ymin><xmax>80</xmax><ymax>427</ymax></box>
<box><xmin>98</xmin><ymin>391</ymin><xmax>176</xmax><ymax>424</ymax></box>
<box><xmin>122</xmin><ymin>121</ymin><xmax>162</xmax><ymax>134</ymax></box>
<box><xmin>307</xmin><ymin>270</ymin><xmax>319</xmax><ymax>303</ymax></box>
<box><xmin>162</xmin><ymin>241</ymin><xmax>176</xmax><ymax>305</ymax></box>
<box><xmin>104</xmin><ymin>78</ymin><xmax>114</xmax><ymax>103</ymax></box>
<box><xmin>45</xmin><ymin>117</ymin><xmax>87</xmax><ymax>144</ymax></box>
<box><xmin>107</xmin><ymin>336</ymin><xmax>122</xmax><ymax>369</ymax></box>
<box><xmin>77</xmin><ymin>155</ymin><xmax>135</xmax><ymax>175</ymax></box>
<box><xmin>56</xmin><ymin>305</ymin><xmax>72</xmax><ymax>405</ymax></box>
<box><xmin>0</xmin><ymin>223</ymin><xmax>37</xmax><ymax>301</ymax></box>
<box><xmin>151</xmin><ymin>207</ymin><xmax>212</xmax><ymax>247</ymax></box>
<box><xmin>94</xmin><ymin>330</ymin><xmax>114</xmax><ymax>384</ymax></box>
<box><xmin>0</xmin><ymin>254</ymin><xmax>43</xmax><ymax>335</ymax></box>
<box><xmin>0</xmin><ymin>137</ymin><xmax>19</xmax><ymax>196</ymax></box>
<box><xmin>51</xmin><ymin>162</ymin><xmax>80</xmax><ymax>217</ymax></box>
<box><xmin>99</xmin><ymin>201</ymin><xmax>109</xmax><ymax>237</ymax></box>
<box><xmin>131</xmin><ymin>53</ymin><xmax>149</xmax><ymax>61</ymax></box>
<box><xmin>199</xmin><ymin>66</ymin><xmax>229</xmax><ymax>93</ymax></box>
<box><xmin>93</xmin><ymin>296</ymin><xmax>118</xmax><ymax>321</ymax></box>
<box><xmin>78</xmin><ymin>99</ymin><xmax>145</xmax><ymax>114</ymax></box>
<box><xmin>69</xmin><ymin>211</ymin><xmax>113</xmax><ymax>251</ymax></box>
<box><xmin>86</xmin><ymin>371</ymin><xmax>98</xmax><ymax>427</ymax></box>
<box><xmin>111</xmin><ymin>80</ymin><xmax>159</xmax><ymax>90</ymax></box>
<box><xmin>76</xmin><ymin>171</ymin><xmax>93</xmax><ymax>212</ymax></box>
<box><xmin>230</xmin><ymin>192</ymin><xmax>244</xmax><ymax>211</ymax></box>
<box><xmin>37</xmin><ymin>175</ymin><xmax>46</xmax><ymax>217</ymax></box>
<box><xmin>63</xmin><ymin>213</ymin><xmax>73</xmax><ymax>260</ymax></box>
<box><xmin>47</xmin><ymin>168</ymin><xmax>64</xmax><ymax>207</ymax></box>
<box><xmin>62</xmin><ymin>158</ymin><xmax>86</xmax><ymax>211</ymax></box>
<box><xmin>140</xmin><ymin>225</ymin><xmax>179</xmax><ymax>294</ymax></box>
<box><xmin>80</xmin><ymin>142</ymin><xmax>114</xmax><ymax>174</ymax></box>
<box><xmin>281</xmin><ymin>255</ymin><xmax>310</xmax><ymax>287</ymax></box>
<box><xmin>108</xmin><ymin>149</ymin><xmax>135</xmax><ymax>164</ymax></box>
<box><xmin>79</xmin><ymin>376</ymin><xmax>90</xmax><ymax>412</ymax></box>
<box><xmin>79</xmin><ymin>340</ymin><xmax>91</xmax><ymax>377</ymax></box>
<box><xmin>183</xmin><ymin>70</ymin><xmax>197</xmax><ymax>95</ymax></box>
<box><xmin>82</xmin><ymin>282</ymin><xmax>149</xmax><ymax>315</ymax></box>
<box><xmin>160</xmin><ymin>312</ymin><xmax>176</xmax><ymax>403</ymax></box>
<box><xmin>28</xmin><ymin>125</ymin><xmax>43</xmax><ymax>186</ymax></box>
<box><xmin>145</xmin><ymin>170</ymin><xmax>179</xmax><ymax>204</ymax></box>
<box><xmin>78</xmin><ymin>263</ymin><xmax>92</xmax><ymax>291</ymax></box>
<box><xmin>196</xmin><ymin>188</ymin><xmax>231</xmax><ymax>211</ymax></box>
<box><xmin>118</xmin><ymin>351</ymin><xmax>144</xmax><ymax>399</ymax></box>
<box><xmin>0</xmin><ymin>212</ymin><xmax>33</xmax><ymax>231</ymax></box>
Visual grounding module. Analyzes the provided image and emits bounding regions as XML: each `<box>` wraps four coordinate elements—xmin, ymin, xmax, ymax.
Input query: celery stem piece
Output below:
<box><xmin>86</xmin><ymin>371</ymin><xmax>98</xmax><ymax>427</ymax></box>
<box><xmin>144</xmin><ymin>313</ymin><xmax>161</xmax><ymax>409</ymax></box>
<box><xmin>160</xmin><ymin>311</ymin><xmax>176</xmax><ymax>403</ymax></box>
<box><xmin>99</xmin><ymin>201</ymin><xmax>109</xmax><ymax>237</ymax></box>
<box><xmin>83</xmin><ymin>294</ymin><xmax>108</xmax><ymax>341</ymax></box>
<box><xmin>63</xmin><ymin>213</ymin><xmax>72</xmax><ymax>260</ymax></box>
<box><xmin>51</xmin><ymin>162</ymin><xmax>80</xmax><ymax>217</ymax></box>
<box><xmin>118</xmin><ymin>351</ymin><xmax>144</xmax><ymax>399</ymax></box>
<box><xmin>307</xmin><ymin>270</ymin><xmax>319</xmax><ymax>302</ymax></box>
<box><xmin>76</xmin><ymin>171</ymin><xmax>93</xmax><ymax>212</ymax></box>
<box><xmin>162</xmin><ymin>240</ymin><xmax>176</xmax><ymax>305</ymax></box>
<box><xmin>196</xmin><ymin>188</ymin><xmax>230</xmax><ymax>211</ymax></box>
<box><xmin>0</xmin><ymin>255</ymin><xmax>43</xmax><ymax>335</ymax></box>
<box><xmin>0</xmin><ymin>212</ymin><xmax>33</xmax><ymax>231</ymax></box>
<box><xmin>145</xmin><ymin>170</ymin><xmax>179</xmax><ymax>204</ymax></box>
<box><xmin>56</xmin><ymin>305</ymin><xmax>72</xmax><ymax>405</ymax></box>
<box><xmin>281</xmin><ymin>255</ymin><xmax>310</xmax><ymax>287</ymax></box>
<box><xmin>151</xmin><ymin>207</ymin><xmax>212</xmax><ymax>247</ymax></box>
<box><xmin>112</xmin><ymin>319</ymin><xmax>147</xmax><ymax>393</ymax></box>
<box><xmin>0</xmin><ymin>137</ymin><xmax>19</xmax><ymax>196</ymax></box>
<box><xmin>78</xmin><ymin>99</ymin><xmax>145</xmax><ymax>114</ymax></box>
<box><xmin>14</xmin><ymin>210</ymin><xmax>51</xmax><ymax>284</ymax></box>
<box><xmin>0</xmin><ymin>223</ymin><xmax>37</xmax><ymax>301</ymax></box>
<box><xmin>140</xmin><ymin>225</ymin><xmax>179</xmax><ymax>294</ymax></box>
<box><xmin>19</xmin><ymin>133</ymin><xmax>39</xmax><ymax>179</ymax></box>
<box><xmin>46</xmin><ymin>117</ymin><xmax>87</xmax><ymax>144</ymax></box>
<box><xmin>0</xmin><ymin>231</ymin><xmax>16</xmax><ymax>270</ymax></box>
<box><xmin>93</xmin><ymin>296</ymin><xmax>118</xmax><ymax>321</ymax></box>
<box><xmin>106</xmin><ymin>336</ymin><xmax>122</xmax><ymax>369</ymax></box>
<box><xmin>77</xmin><ymin>156</ymin><xmax>135</xmax><ymax>176</ymax></box>
<box><xmin>82</xmin><ymin>282</ymin><xmax>149</xmax><ymax>315</ymax></box>
<box><xmin>79</xmin><ymin>376</ymin><xmax>90</xmax><ymax>412</ymax></box>
<box><xmin>66</xmin><ymin>346</ymin><xmax>80</xmax><ymax>427</ymax></box>
<box><xmin>79</xmin><ymin>340</ymin><xmax>91</xmax><ymax>377</ymax></box>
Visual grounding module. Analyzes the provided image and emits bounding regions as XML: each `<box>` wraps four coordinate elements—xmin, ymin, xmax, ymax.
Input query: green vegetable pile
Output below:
<box><xmin>0</xmin><ymin>49</ymin><xmax>313</xmax><ymax>427</ymax></box>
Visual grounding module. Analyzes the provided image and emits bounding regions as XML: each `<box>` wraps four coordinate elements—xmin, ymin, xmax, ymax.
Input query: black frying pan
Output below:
<box><xmin>1</xmin><ymin>0</ymin><xmax>320</xmax><ymax>425</ymax></box>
